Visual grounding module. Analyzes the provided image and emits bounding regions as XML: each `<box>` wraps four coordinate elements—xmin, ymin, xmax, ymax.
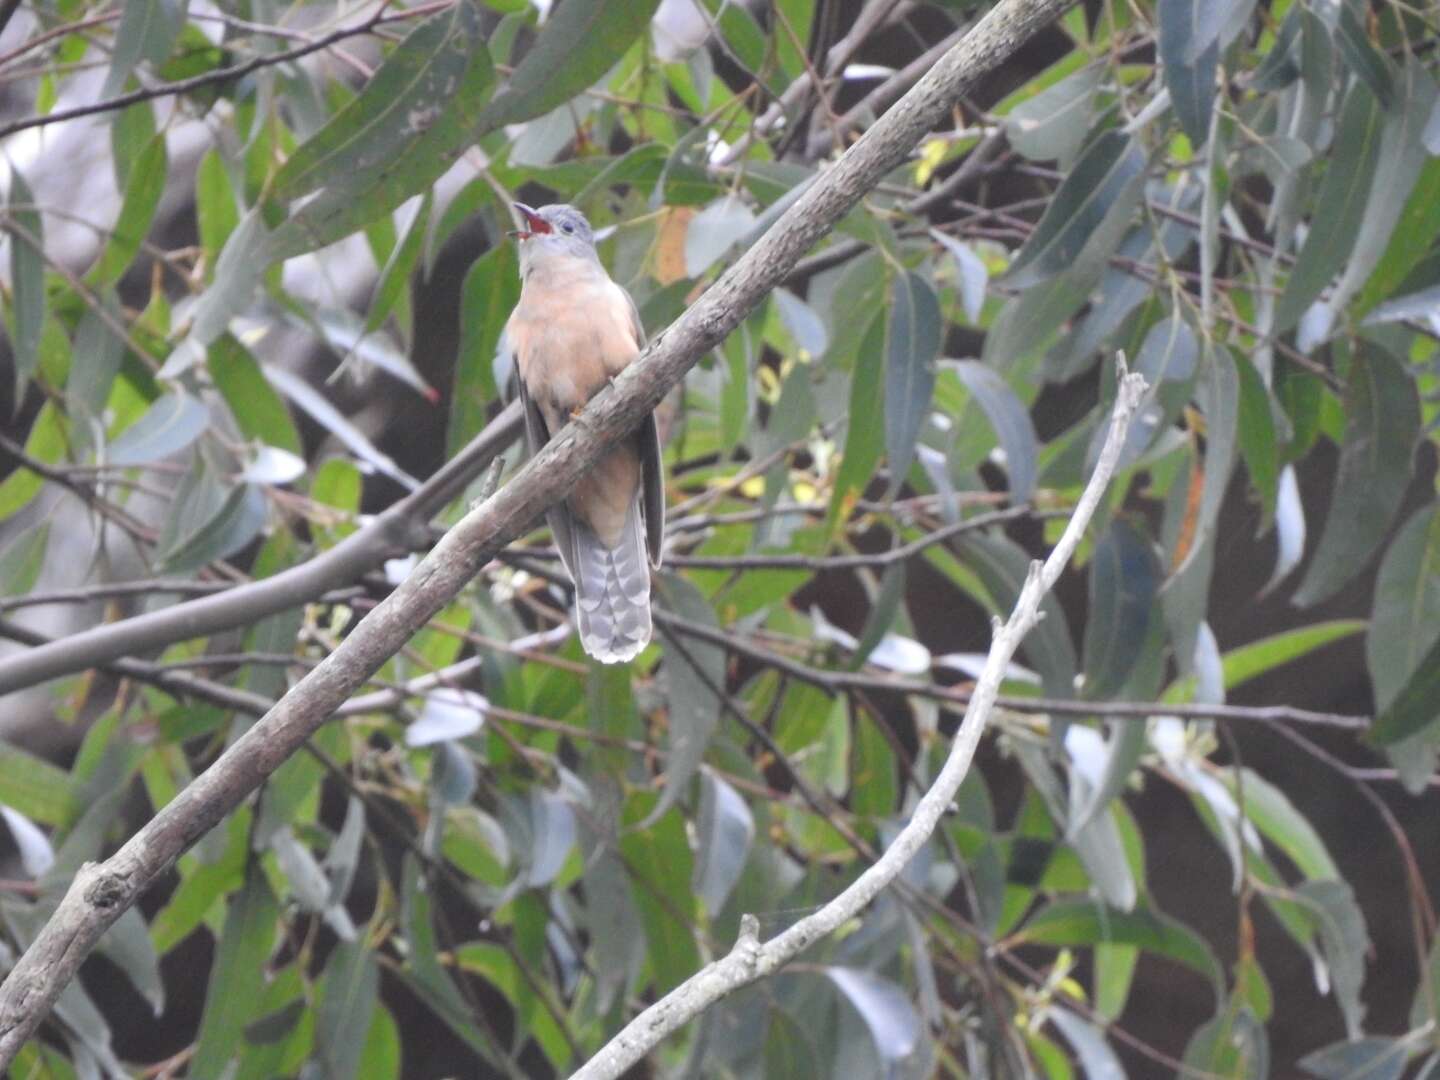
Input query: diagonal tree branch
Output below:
<box><xmin>0</xmin><ymin>402</ymin><xmax>522</xmax><ymax>695</ymax></box>
<box><xmin>570</xmin><ymin>362</ymin><xmax>1149</xmax><ymax>1080</ymax></box>
<box><xmin>0</xmin><ymin>0</ymin><xmax>1073</xmax><ymax>1061</ymax></box>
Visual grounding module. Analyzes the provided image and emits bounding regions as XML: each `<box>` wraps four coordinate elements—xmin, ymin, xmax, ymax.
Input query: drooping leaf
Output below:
<box><xmin>208</xmin><ymin>335</ymin><xmax>302</xmax><ymax>455</ymax></box>
<box><xmin>189</xmin><ymin>869</ymin><xmax>278</xmax><ymax>1080</ymax></box>
<box><xmin>475</xmin><ymin>0</ymin><xmax>662</xmax><ymax>132</ymax></box>
<box><xmin>1274</xmin><ymin>80</ymin><xmax>1385</xmax><ymax>331</ymax></box>
<box><xmin>958</xmin><ymin>533</ymin><xmax>1077</xmax><ymax>699</ymax></box>
<box><xmin>884</xmin><ymin>270</ymin><xmax>941</xmax><ymax>494</ymax></box>
<box><xmin>1159</xmin><ymin>0</ymin><xmax>1220</xmax><ymax>146</ymax></box>
<box><xmin>1235</xmin><ymin>352</ymin><xmax>1279</xmax><ymax>522</ymax></box>
<box><xmin>1333</xmin><ymin>0</ymin><xmax>1395</xmax><ymax>109</ymax></box>
<box><xmin>159</xmin><ymin>482</ymin><xmax>267</xmax><ymax>573</ymax></box>
<box><xmin>6</xmin><ymin>167</ymin><xmax>45</xmax><ymax>383</ymax></box>
<box><xmin>1295</xmin><ymin>878</ymin><xmax>1370</xmax><ymax>1038</ymax></box>
<box><xmin>103</xmin><ymin>0</ymin><xmax>186</xmax><ymax>98</ymax></box>
<box><xmin>1293</xmin><ymin>346</ymin><xmax>1419</xmax><ymax>606</ymax></box>
<box><xmin>828</xmin><ymin>313</ymin><xmax>885</xmax><ymax>531</ymax></box>
<box><xmin>262</xmin><ymin>364</ymin><xmax>420</xmax><ymax>490</ymax></box>
<box><xmin>650</xmin><ymin>575</ymin><xmax>725</xmax><ymax>824</ymax></box>
<box><xmin>1318</xmin><ymin>62</ymin><xmax>1437</xmax><ymax>334</ymax></box>
<box><xmin>1049</xmin><ymin>1007</ymin><xmax>1125</xmax><ymax>1080</ymax></box>
<box><xmin>267</xmin><ymin>2</ymin><xmax>494</xmax><ymax>258</ymax></box>
<box><xmin>1367</xmin><ymin>504</ymin><xmax>1440</xmax><ymax>713</ymax></box>
<box><xmin>684</xmin><ymin>195</ymin><xmax>757</xmax><ymax>277</ymax></box>
<box><xmin>931</xmin><ymin>230</ymin><xmax>989</xmax><ymax>323</ymax></box>
<box><xmin>1016</xmin><ymin>900</ymin><xmax>1222</xmax><ymax>993</ymax></box>
<box><xmin>1083</xmin><ymin>519</ymin><xmax>1160</xmax><ymax>699</ymax></box>
<box><xmin>1300</xmin><ymin>1037</ymin><xmax>1409</xmax><ymax>1080</ymax></box>
<box><xmin>364</xmin><ymin>191</ymin><xmax>432</xmax><ymax>337</ymax></box>
<box><xmin>89</xmin><ymin>133</ymin><xmax>166</xmax><ymax>287</ymax></box>
<box><xmin>620</xmin><ymin>794</ymin><xmax>700</xmax><ymax>994</ymax></box>
<box><xmin>270</xmin><ymin>5</ymin><xmax>491</xmax><ymax>203</ymax></box>
<box><xmin>107</xmin><ymin>392</ymin><xmax>210</xmax><ymax>466</ymax></box>
<box><xmin>825</xmin><ymin>968</ymin><xmax>923</xmax><ymax>1068</ymax></box>
<box><xmin>946</xmin><ymin>360</ymin><xmax>1039</xmax><ymax>501</ymax></box>
<box><xmin>1003</xmin><ymin>131</ymin><xmax>1146</xmax><ymax>288</ymax></box>
<box><xmin>693</xmin><ymin>771</ymin><xmax>755</xmax><ymax>916</ymax></box>
<box><xmin>451</xmin><ymin>240</ymin><xmax>517</xmax><ymax>453</ymax></box>
<box><xmin>1003</xmin><ymin>63</ymin><xmax>1104</xmax><ymax>163</ymax></box>
<box><xmin>315</xmin><ymin>941</ymin><xmax>380</xmax><ymax>1080</ymax></box>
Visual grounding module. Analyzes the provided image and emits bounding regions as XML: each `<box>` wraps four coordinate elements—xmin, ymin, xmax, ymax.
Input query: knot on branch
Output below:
<box><xmin>81</xmin><ymin>866</ymin><xmax>128</xmax><ymax>910</ymax></box>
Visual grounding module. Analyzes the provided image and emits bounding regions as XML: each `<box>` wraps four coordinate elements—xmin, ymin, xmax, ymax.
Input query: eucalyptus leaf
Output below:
<box><xmin>1004</xmin><ymin>131</ymin><xmax>1146</xmax><ymax>289</ymax></box>
<box><xmin>6</xmin><ymin>168</ymin><xmax>45</xmax><ymax>383</ymax></box>
<box><xmin>1293</xmin><ymin>346</ymin><xmax>1419</xmax><ymax>606</ymax></box>
<box><xmin>884</xmin><ymin>270</ymin><xmax>941</xmax><ymax>494</ymax></box>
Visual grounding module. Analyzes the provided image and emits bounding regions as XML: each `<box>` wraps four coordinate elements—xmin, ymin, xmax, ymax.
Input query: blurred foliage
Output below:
<box><xmin>0</xmin><ymin>0</ymin><xmax>1439</xmax><ymax>1076</ymax></box>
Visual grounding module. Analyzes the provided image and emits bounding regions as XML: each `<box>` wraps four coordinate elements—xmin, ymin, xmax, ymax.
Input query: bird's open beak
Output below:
<box><xmin>510</xmin><ymin>202</ymin><xmax>552</xmax><ymax>241</ymax></box>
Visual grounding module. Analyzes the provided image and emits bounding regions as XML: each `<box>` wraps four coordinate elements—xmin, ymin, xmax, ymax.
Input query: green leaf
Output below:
<box><xmin>1015</xmin><ymin>899</ymin><xmax>1222</xmax><ymax>993</ymax></box>
<box><xmin>89</xmin><ymin>133</ymin><xmax>166</xmax><ymax>287</ymax></box>
<box><xmin>1159</xmin><ymin>0</ymin><xmax>1220</xmax><ymax>145</ymax></box>
<box><xmin>190</xmin><ymin>868</ymin><xmax>278</xmax><ymax>1080</ymax></box>
<box><xmin>1048</xmin><ymin>1007</ymin><xmax>1125</xmax><ymax>1080</ymax></box>
<box><xmin>0</xmin><ymin>522</ymin><xmax>49</xmax><ymax>598</ymax></box>
<box><xmin>209</xmin><ymin>335</ymin><xmax>302</xmax><ymax>455</ymax></box>
<box><xmin>620</xmin><ymin>794</ymin><xmax>700</xmax><ymax>994</ymax></box>
<box><xmin>475</xmin><ymin>0</ymin><xmax>662</xmax><ymax>132</ymax></box>
<box><xmin>108</xmin><ymin>391</ymin><xmax>209</xmax><ymax>466</ymax></box>
<box><xmin>650</xmin><ymin>575</ymin><xmax>724</xmax><ymax>824</ymax></box>
<box><xmin>1219</xmin><ymin>767</ymin><xmax>1338</xmax><ymax>880</ymax></box>
<box><xmin>947</xmin><ymin>360</ymin><xmax>1039</xmax><ymax>501</ymax></box>
<box><xmin>1301</xmin><ymin>1037</ymin><xmax>1409</xmax><ymax>1080</ymax></box>
<box><xmin>270</xmin><ymin>4</ymin><xmax>490</xmax><ymax>203</ymax></box>
<box><xmin>693</xmin><ymin>771</ymin><xmax>754</xmax><ymax>916</ymax></box>
<box><xmin>1355</xmin><ymin>155</ymin><xmax>1440</xmax><ymax>316</ymax></box>
<box><xmin>0</xmin><ymin>402</ymin><xmax>66</xmax><ymax>518</ymax></box>
<box><xmin>1333</xmin><ymin>0</ymin><xmax>1395</xmax><ymax>109</ymax></box>
<box><xmin>828</xmin><ymin>312</ymin><xmax>885</xmax><ymax>532</ymax></box>
<box><xmin>0</xmin><ymin>743</ymin><xmax>78</xmax><ymax>826</ymax></box>
<box><xmin>1368</xmin><ymin>504</ymin><xmax>1440</xmax><ymax>710</ymax></box>
<box><xmin>884</xmin><ymin>270</ymin><xmax>941</xmax><ymax>495</ymax></box>
<box><xmin>160</xmin><ymin>482</ymin><xmax>268</xmax><ymax>573</ymax></box>
<box><xmin>399</xmin><ymin>855</ymin><xmax>491</xmax><ymax>1055</ymax></box>
<box><xmin>6</xmin><ymin>167</ymin><xmax>45</xmax><ymax>383</ymax></box>
<box><xmin>267</xmin><ymin>2</ymin><xmax>494</xmax><ymax>258</ymax></box>
<box><xmin>1294</xmin><ymin>878</ymin><xmax>1370</xmax><ymax>1038</ymax></box>
<box><xmin>1003</xmin><ymin>63</ymin><xmax>1103</xmax><ymax>163</ymax></box>
<box><xmin>1293</xmin><ymin>346</ymin><xmax>1419</xmax><ymax>606</ymax></box>
<box><xmin>1369</xmin><ymin>633</ymin><xmax>1440</xmax><ymax>746</ymax></box>
<box><xmin>450</xmin><ymin>241</ymin><xmax>517</xmax><ymax>455</ymax></box>
<box><xmin>365</xmin><ymin>192</ymin><xmax>431</xmax><ymax>337</ymax></box>
<box><xmin>1184</xmin><ymin>1004</ymin><xmax>1269</xmax><ymax>1079</ymax></box>
<box><xmin>195</xmin><ymin>148</ymin><xmax>239</xmax><ymax>279</ymax></box>
<box><xmin>1274</xmin><ymin>80</ymin><xmax>1385</xmax><ymax>331</ymax></box>
<box><xmin>1319</xmin><ymin>62</ymin><xmax>1437</xmax><ymax>332</ymax></box>
<box><xmin>959</xmin><ymin>533</ymin><xmax>1077</xmax><ymax>699</ymax></box>
<box><xmin>315</xmin><ymin>941</ymin><xmax>379</xmax><ymax>1080</ymax></box>
<box><xmin>1083</xmin><ymin>518</ymin><xmax>1159</xmax><ymax>699</ymax></box>
<box><xmin>824</xmin><ymin>967</ymin><xmax>922</xmax><ymax>1067</ymax></box>
<box><xmin>1192</xmin><ymin>344</ymin><xmax>1239</xmax><ymax>563</ymax></box>
<box><xmin>1235</xmin><ymin>352</ymin><xmax>1279</xmax><ymax>522</ymax></box>
<box><xmin>1003</xmin><ymin>131</ymin><xmax>1146</xmax><ymax>289</ymax></box>
<box><xmin>103</xmin><ymin>0</ymin><xmax>186</xmax><ymax>98</ymax></box>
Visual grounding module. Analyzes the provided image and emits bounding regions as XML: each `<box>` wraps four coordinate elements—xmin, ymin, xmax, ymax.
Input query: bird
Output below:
<box><xmin>503</xmin><ymin>202</ymin><xmax>665</xmax><ymax>664</ymax></box>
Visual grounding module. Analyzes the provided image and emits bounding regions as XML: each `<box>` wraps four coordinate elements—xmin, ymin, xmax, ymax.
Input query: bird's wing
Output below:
<box><xmin>620</xmin><ymin>286</ymin><xmax>666</xmax><ymax>568</ymax></box>
<box><xmin>514</xmin><ymin>358</ymin><xmax>580</xmax><ymax>581</ymax></box>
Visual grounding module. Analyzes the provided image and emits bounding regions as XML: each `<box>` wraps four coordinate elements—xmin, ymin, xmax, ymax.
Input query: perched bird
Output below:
<box><xmin>503</xmin><ymin>203</ymin><xmax>665</xmax><ymax>664</ymax></box>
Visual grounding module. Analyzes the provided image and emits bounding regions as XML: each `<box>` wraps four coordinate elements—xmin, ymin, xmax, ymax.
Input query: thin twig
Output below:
<box><xmin>570</xmin><ymin>356</ymin><xmax>1145</xmax><ymax>1080</ymax></box>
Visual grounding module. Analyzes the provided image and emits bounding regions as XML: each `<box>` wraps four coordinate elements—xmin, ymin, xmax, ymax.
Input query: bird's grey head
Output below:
<box><xmin>512</xmin><ymin>203</ymin><xmax>599</xmax><ymax>272</ymax></box>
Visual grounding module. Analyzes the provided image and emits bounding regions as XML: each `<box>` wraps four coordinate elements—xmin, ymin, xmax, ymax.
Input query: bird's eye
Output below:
<box><xmin>562</xmin><ymin>223</ymin><xmax>574</xmax><ymax>234</ymax></box>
